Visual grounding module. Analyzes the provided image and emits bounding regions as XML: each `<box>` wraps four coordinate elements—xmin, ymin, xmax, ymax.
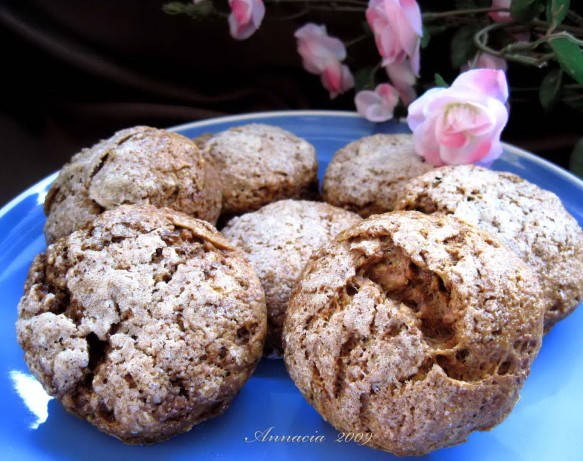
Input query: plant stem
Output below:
<box><xmin>532</xmin><ymin>19</ymin><xmax>583</xmax><ymax>36</ymax></box>
<box><xmin>270</xmin><ymin>9</ymin><xmax>309</xmax><ymax>20</ymax></box>
<box><xmin>474</xmin><ymin>22</ymin><xmax>583</xmax><ymax>66</ymax></box>
<box><xmin>423</xmin><ymin>7</ymin><xmax>507</xmax><ymax>20</ymax></box>
<box><xmin>345</xmin><ymin>34</ymin><xmax>368</xmax><ymax>47</ymax></box>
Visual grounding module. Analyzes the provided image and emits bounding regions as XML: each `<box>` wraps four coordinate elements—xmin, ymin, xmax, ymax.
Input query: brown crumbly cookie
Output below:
<box><xmin>222</xmin><ymin>200</ymin><xmax>361</xmax><ymax>356</ymax></box>
<box><xmin>203</xmin><ymin>124</ymin><xmax>318</xmax><ymax>216</ymax></box>
<box><xmin>394</xmin><ymin>165</ymin><xmax>583</xmax><ymax>331</ymax></box>
<box><xmin>44</xmin><ymin>126</ymin><xmax>222</xmax><ymax>244</ymax></box>
<box><xmin>17</xmin><ymin>205</ymin><xmax>266</xmax><ymax>444</ymax></box>
<box><xmin>283</xmin><ymin>211</ymin><xmax>544</xmax><ymax>456</ymax></box>
<box><xmin>322</xmin><ymin>134</ymin><xmax>433</xmax><ymax>217</ymax></box>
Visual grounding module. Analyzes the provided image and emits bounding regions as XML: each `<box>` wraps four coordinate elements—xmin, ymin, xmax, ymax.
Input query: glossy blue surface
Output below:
<box><xmin>1</xmin><ymin>111</ymin><xmax>582</xmax><ymax>461</ymax></box>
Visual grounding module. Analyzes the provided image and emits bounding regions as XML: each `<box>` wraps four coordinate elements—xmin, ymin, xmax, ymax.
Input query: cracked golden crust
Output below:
<box><xmin>203</xmin><ymin>124</ymin><xmax>318</xmax><ymax>216</ymax></box>
<box><xmin>44</xmin><ymin>126</ymin><xmax>222</xmax><ymax>243</ymax></box>
<box><xmin>394</xmin><ymin>165</ymin><xmax>583</xmax><ymax>330</ymax></box>
<box><xmin>322</xmin><ymin>134</ymin><xmax>433</xmax><ymax>217</ymax></box>
<box><xmin>222</xmin><ymin>200</ymin><xmax>361</xmax><ymax>356</ymax></box>
<box><xmin>283</xmin><ymin>211</ymin><xmax>544</xmax><ymax>456</ymax></box>
<box><xmin>18</xmin><ymin>205</ymin><xmax>266</xmax><ymax>444</ymax></box>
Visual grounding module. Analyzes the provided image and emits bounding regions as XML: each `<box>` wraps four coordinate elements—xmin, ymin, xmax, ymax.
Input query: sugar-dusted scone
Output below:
<box><xmin>394</xmin><ymin>165</ymin><xmax>583</xmax><ymax>331</ymax></box>
<box><xmin>203</xmin><ymin>124</ymin><xmax>318</xmax><ymax>217</ymax></box>
<box><xmin>44</xmin><ymin>126</ymin><xmax>222</xmax><ymax>243</ymax></box>
<box><xmin>322</xmin><ymin>134</ymin><xmax>433</xmax><ymax>217</ymax></box>
<box><xmin>222</xmin><ymin>200</ymin><xmax>361</xmax><ymax>356</ymax></box>
<box><xmin>17</xmin><ymin>205</ymin><xmax>266</xmax><ymax>444</ymax></box>
<box><xmin>284</xmin><ymin>211</ymin><xmax>544</xmax><ymax>456</ymax></box>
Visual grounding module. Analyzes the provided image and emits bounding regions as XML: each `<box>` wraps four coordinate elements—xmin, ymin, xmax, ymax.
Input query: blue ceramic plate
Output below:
<box><xmin>1</xmin><ymin>111</ymin><xmax>582</xmax><ymax>461</ymax></box>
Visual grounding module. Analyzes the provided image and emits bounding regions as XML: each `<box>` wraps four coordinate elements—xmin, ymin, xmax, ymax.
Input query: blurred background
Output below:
<box><xmin>1</xmin><ymin>0</ymin><xmax>581</xmax><ymax>206</ymax></box>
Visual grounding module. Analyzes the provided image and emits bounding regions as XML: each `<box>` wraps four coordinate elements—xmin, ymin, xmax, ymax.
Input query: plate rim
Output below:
<box><xmin>1</xmin><ymin>110</ymin><xmax>581</xmax><ymax>221</ymax></box>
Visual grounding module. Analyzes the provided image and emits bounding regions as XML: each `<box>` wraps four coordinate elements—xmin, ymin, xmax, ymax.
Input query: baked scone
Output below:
<box><xmin>44</xmin><ymin>126</ymin><xmax>222</xmax><ymax>243</ymax></box>
<box><xmin>203</xmin><ymin>124</ymin><xmax>318</xmax><ymax>217</ymax></box>
<box><xmin>191</xmin><ymin>132</ymin><xmax>214</xmax><ymax>150</ymax></box>
<box><xmin>394</xmin><ymin>165</ymin><xmax>583</xmax><ymax>331</ymax></box>
<box><xmin>222</xmin><ymin>200</ymin><xmax>361</xmax><ymax>356</ymax></box>
<box><xmin>322</xmin><ymin>134</ymin><xmax>433</xmax><ymax>217</ymax></box>
<box><xmin>17</xmin><ymin>205</ymin><xmax>266</xmax><ymax>444</ymax></box>
<box><xmin>284</xmin><ymin>211</ymin><xmax>544</xmax><ymax>456</ymax></box>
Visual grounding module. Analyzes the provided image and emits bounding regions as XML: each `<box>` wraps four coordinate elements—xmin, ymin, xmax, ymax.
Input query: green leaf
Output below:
<box><xmin>510</xmin><ymin>0</ymin><xmax>544</xmax><ymax>22</ymax></box>
<box><xmin>546</xmin><ymin>0</ymin><xmax>570</xmax><ymax>28</ymax></box>
<box><xmin>569</xmin><ymin>137</ymin><xmax>583</xmax><ymax>178</ymax></box>
<box><xmin>550</xmin><ymin>37</ymin><xmax>583</xmax><ymax>85</ymax></box>
<box><xmin>451</xmin><ymin>25</ymin><xmax>481</xmax><ymax>68</ymax></box>
<box><xmin>421</xmin><ymin>25</ymin><xmax>431</xmax><ymax>49</ymax></box>
<box><xmin>539</xmin><ymin>69</ymin><xmax>563</xmax><ymax>110</ymax></box>
<box><xmin>163</xmin><ymin>0</ymin><xmax>214</xmax><ymax>19</ymax></box>
<box><xmin>562</xmin><ymin>85</ymin><xmax>583</xmax><ymax>112</ymax></box>
<box><xmin>362</xmin><ymin>20</ymin><xmax>373</xmax><ymax>38</ymax></box>
<box><xmin>426</xmin><ymin>25</ymin><xmax>448</xmax><ymax>37</ymax></box>
<box><xmin>163</xmin><ymin>2</ymin><xmax>188</xmax><ymax>15</ymax></box>
<box><xmin>435</xmin><ymin>73</ymin><xmax>449</xmax><ymax>87</ymax></box>
<box><xmin>355</xmin><ymin>66</ymin><xmax>378</xmax><ymax>92</ymax></box>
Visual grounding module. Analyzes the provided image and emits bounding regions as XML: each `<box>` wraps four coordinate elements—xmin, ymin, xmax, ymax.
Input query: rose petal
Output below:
<box><xmin>407</xmin><ymin>68</ymin><xmax>509</xmax><ymax>167</ymax></box>
<box><xmin>295</xmin><ymin>23</ymin><xmax>347</xmax><ymax>75</ymax></box>
<box><xmin>322</xmin><ymin>63</ymin><xmax>354</xmax><ymax>99</ymax></box>
<box><xmin>386</xmin><ymin>60</ymin><xmax>417</xmax><ymax>105</ymax></box>
<box><xmin>489</xmin><ymin>0</ymin><xmax>511</xmax><ymax>22</ymax></box>
<box><xmin>228</xmin><ymin>0</ymin><xmax>265</xmax><ymax>40</ymax></box>
<box><xmin>439</xmin><ymin>136</ymin><xmax>494</xmax><ymax>165</ymax></box>
<box><xmin>400</xmin><ymin>0</ymin><xmax>423</xmax><ymax>36</ymax></box>
<box><xmin>367</xmin><ymin>0</ymin><xmax>422</xmax><ymax>72</ymax></box>
<box><xmin>407</xmin><ymin>87</ymin><xmax>445</xmax><ymax>130</ymax></box>
<box><xmin>452</xmin><ymin>69</ymin><xmax>509</xmax><ymax>103</ymax></box>
<box><xmin>413</xmin><ymin>119</ymin><xmax>444</xmax><ymax>166</ymax></box>
<box><xmin>355</xmin><ymin>83</ymin><xmax>399</xmax><ymax>122</ymax></box>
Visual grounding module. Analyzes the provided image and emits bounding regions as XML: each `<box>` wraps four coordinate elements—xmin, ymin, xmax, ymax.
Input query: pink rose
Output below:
<box><xmin>463</xmin><ymin>52</ymin><xmax>508</xmax><ymax>71</ymax></box>
<box><xmin>385</xmin><ymin>60</ymin><xmax>417</xmax><ymax>106</ymax></box>
<box><xmin>407</xmin><ymin>69</ymin><xmax>509</xmax><ymax>167</ymax></box>
<box><xmin>295</xmin><ymin>23</ymin><xmax>354</xmax><ymax>99</ymax></box>
<box><xmin>320</xmin><ymin>64</ymin><xmax>355</xmax><ymax>99</ymax></box>
<box><xmin>489</xmin><ymin>0</ymin><xmax>511</xmax><ymax>22</ymax></box>
<box><xmin>228</xmin><ymin>0</ymin><xmax>265</xmax><ymax>40</ymax></box>
<box><xmin>355</xmin><ymin>83</ymin><xmax>400</xmax><ymax>122</ymax></box>
<box><xmin>366</xmin><ymin>0</ymin><xmax>423</xmax><ymax>75</ymax></box>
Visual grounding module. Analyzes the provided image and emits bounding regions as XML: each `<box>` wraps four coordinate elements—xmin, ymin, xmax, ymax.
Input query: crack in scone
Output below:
<box><xmin>43</xmin><ymin>126</ymin><xmax>222</xmax><ymax>243</ymax></box>
<box><xmin>17</xmin><ymin>205</ymin><xmax>267</xmax><ymax>444</ymax></box>
<box><xmin>283</xmin><ymin>211</ymin><xmax>545</xmax><ymax>457</ymax></box>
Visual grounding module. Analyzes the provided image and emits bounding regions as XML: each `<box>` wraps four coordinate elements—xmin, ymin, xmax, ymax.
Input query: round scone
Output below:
<box><xmin>394</xmin><ymin>165</ymin><xmax>583</xmax><ymax>330</ymax></box>
<box><xmin>44</xmin><ymin>126</ymin><xmax>222</xmax><ymax>243</ymax></box>
<box><xmin>322</xmin><ymin>134</ymin><xmax>433</xmax><ymax>217</ymax></box>
<box><xmin>284</xmin><ymin>211</ymin><xmax>544</xmax><ymax>456</ymax></box>
<box><xmin>222</xmin><ymin>200</ymin><xmax>361</xmax><ymax>356</ymax></box>
<box><xmin>17</xmin><ymin>205</ymin><xmax>266</xmax><ymax>444</ymax></box>
<box><xmin>203</xmin><ymin>124</ymin><xmax>318</xmax><ymax>216</ymax></box>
